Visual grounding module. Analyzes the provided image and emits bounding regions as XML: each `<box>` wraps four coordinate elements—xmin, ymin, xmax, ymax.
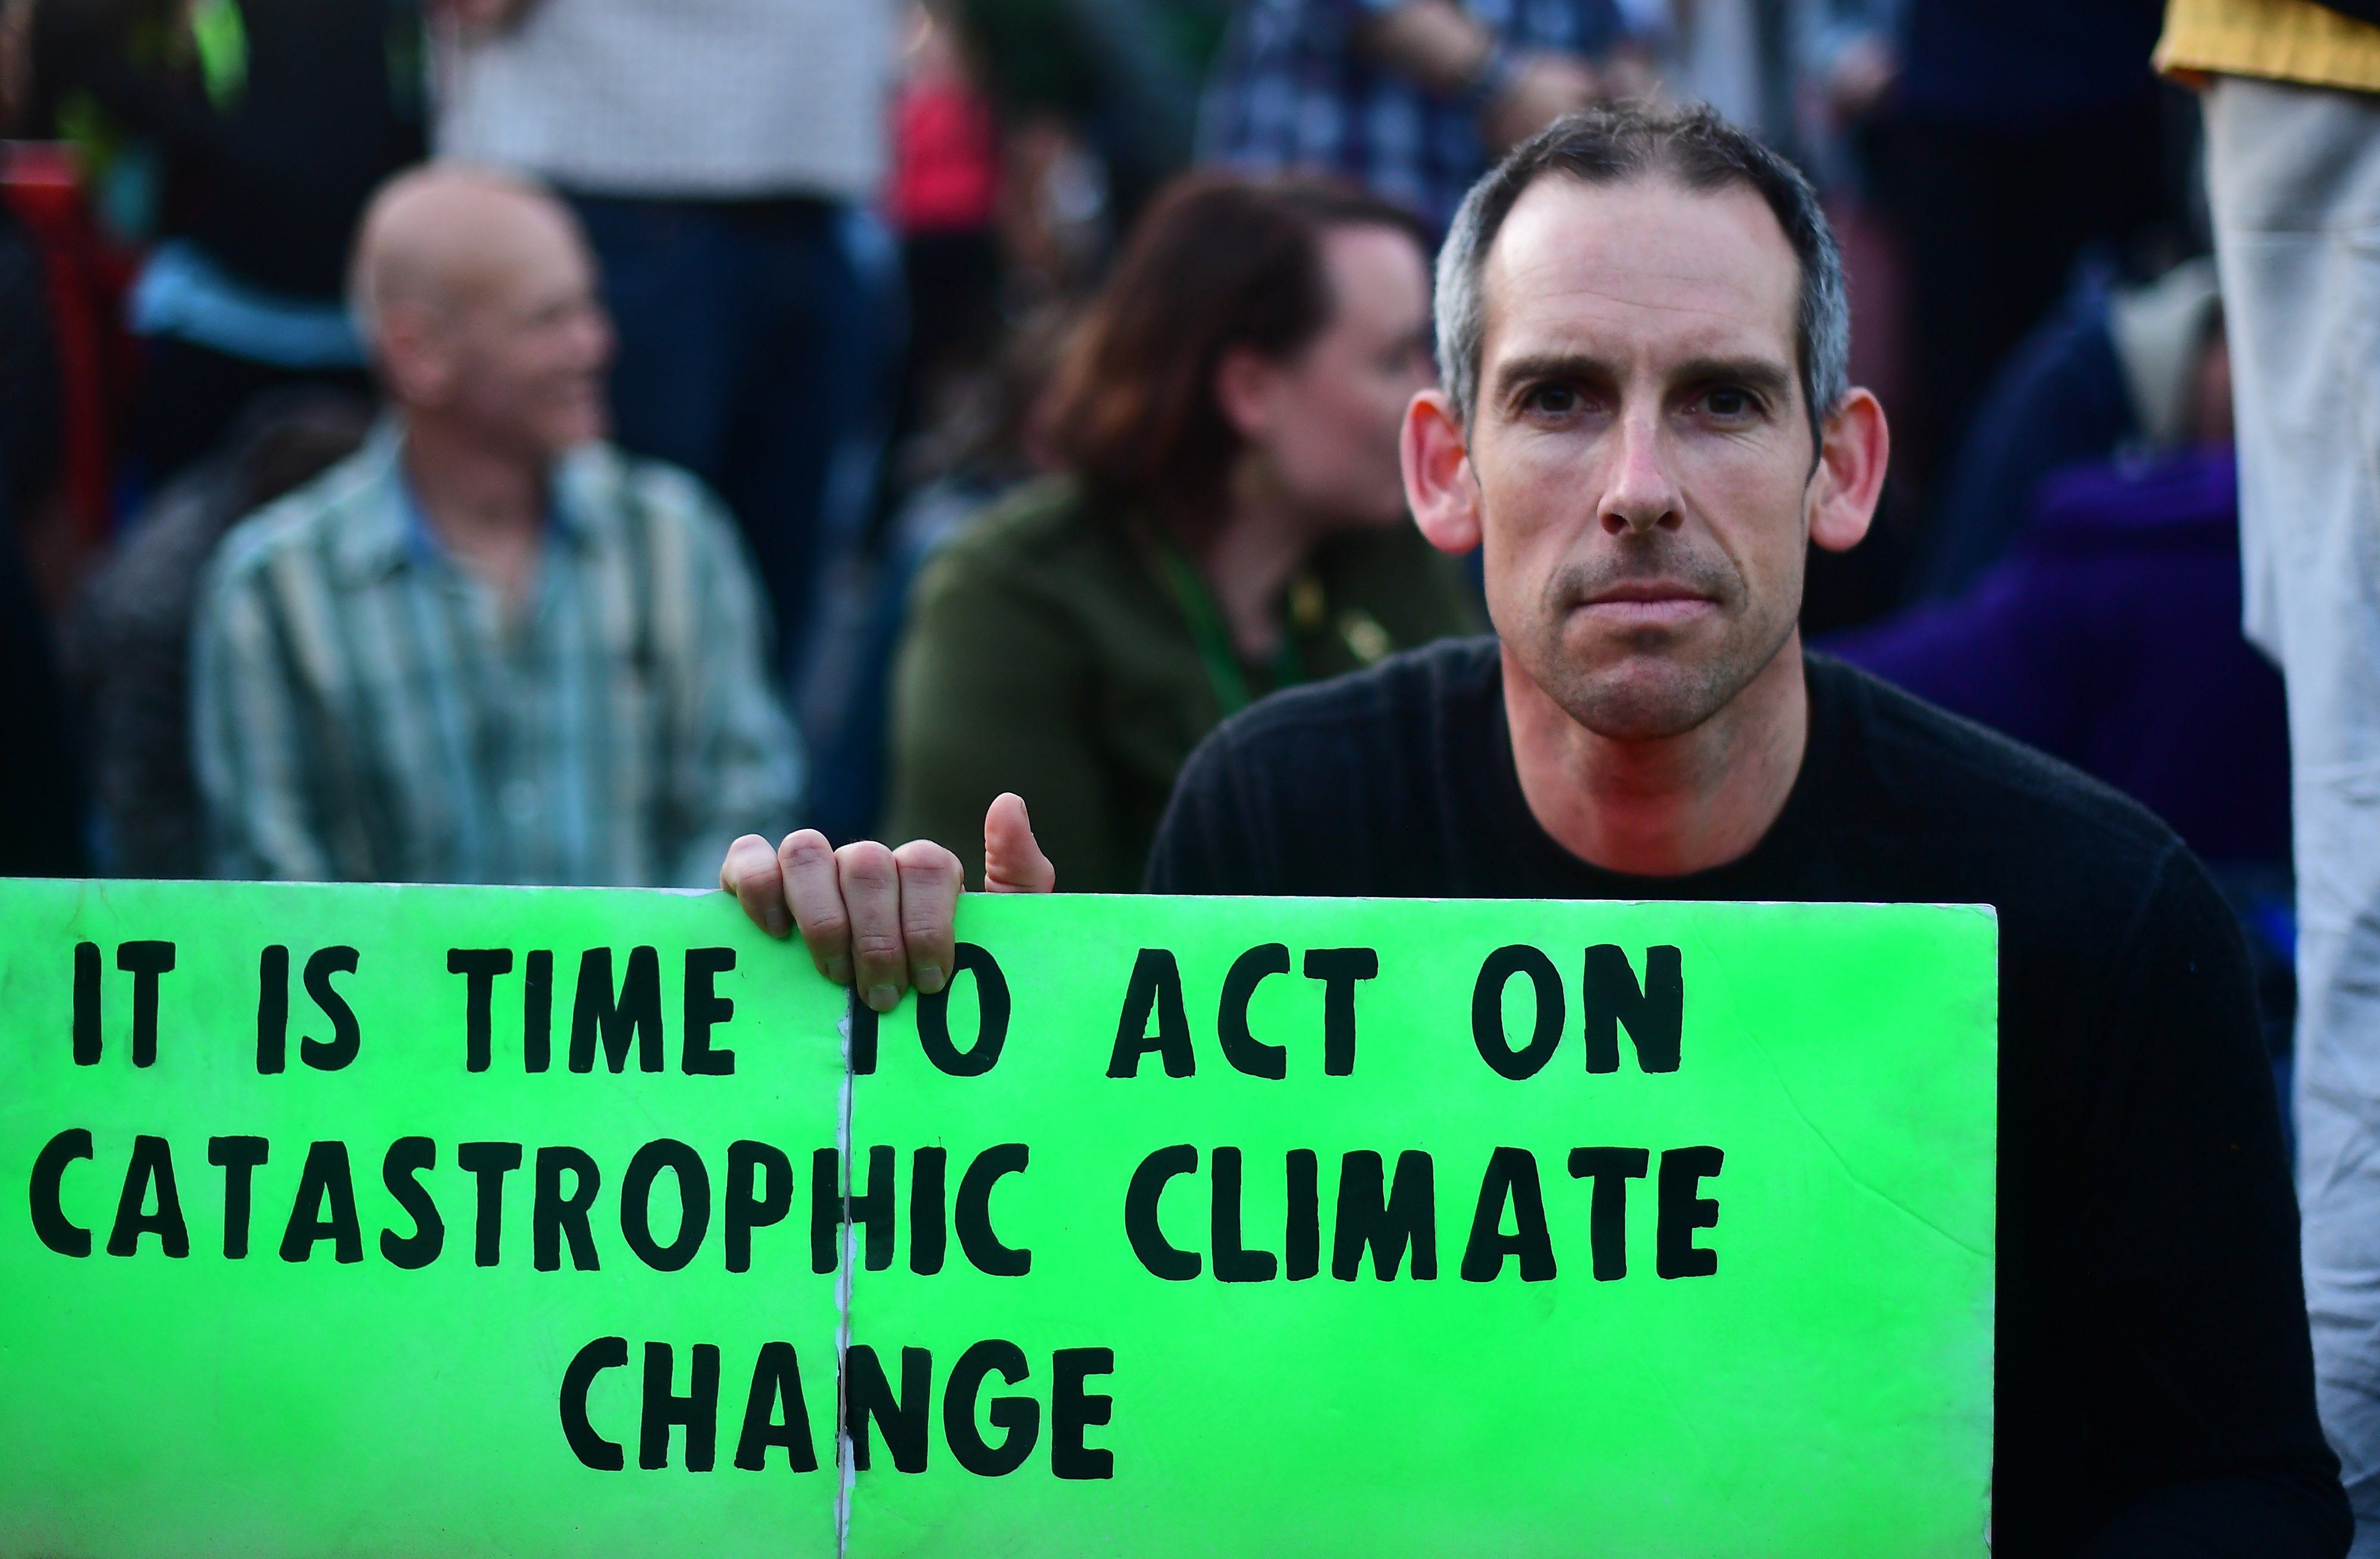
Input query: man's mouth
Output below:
<box><xmin>1576</xmin><ymin>581</ymin><xmax>1717</xmax><ymax>627</ymax></box>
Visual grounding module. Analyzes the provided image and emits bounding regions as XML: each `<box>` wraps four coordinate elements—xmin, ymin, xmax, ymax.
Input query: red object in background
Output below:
<box><xmin>2</xmin><ymin>142</ymin><xmax>140</xmax><ymax>547</ymax></box>
<box><xmin>890</xmin><ymin>81</ymin><xmax>1000</xmax><ymax>237</ymax></box>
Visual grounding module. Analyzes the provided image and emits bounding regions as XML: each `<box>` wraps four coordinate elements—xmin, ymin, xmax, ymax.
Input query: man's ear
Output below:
<box><xmin>1404</xmin><ymin>388</ymin><xmax>1482</xmax><ymax>554</ymax></box>
<box><xmin>376</xmin><ymin>299</ymin><xmax>456</xmax><ymax>410</ymax></box>
<box><xmin>1808</xmin><ymin>387</ymin><xmax>1889</xmax><ymax>553</ymax></box>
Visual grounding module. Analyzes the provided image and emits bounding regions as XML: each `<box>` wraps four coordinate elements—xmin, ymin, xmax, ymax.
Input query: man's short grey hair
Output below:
<box><xmin>1435</xmin><ymin>102</ymin><xmax>1852</xmax><ymax>453</ymax></box>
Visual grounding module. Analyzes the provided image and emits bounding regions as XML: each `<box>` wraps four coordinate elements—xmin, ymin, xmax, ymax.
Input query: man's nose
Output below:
<box><xmin>1599</xmin><ymin>406</ymin><xmax>1681</xmax><ymax>536</ymax></box>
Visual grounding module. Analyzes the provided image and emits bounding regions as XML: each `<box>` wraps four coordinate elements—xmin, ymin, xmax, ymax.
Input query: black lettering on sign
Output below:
<box><xmin>641</xmin><ymin>1341</ymin><xmax>721</xmax><ymax>1472</ymax></box>
<box><xmin>257</xmin><ymin>946</ymin><xmax>290</xmax><ymax>1073</ymax></box>
<box><xmin>735</xmin><ymin>1341</ymin><xmax>818</xmax><ymax>1472</ymax></box>
<box><xmin>1584</xmin><ymin>945</ymin><xmax>1683</xmax><ymax>1073</ymax></box>
<box><xmin>380</xmin><ymin>1137</ymin><xmax>443</xmax><ymax>1269</ymax></box>
<box><xmin>72</xmin><ymin>942</ymin><xmax>100</xmax><ymax>1065</ymax></box>
<box><xmin>456</xmin><ymin>1141</ymin><xmax>522</xmax><ymax>1266</ymax></box>
<box><xmin>622</xmin><ymin>1139</ymin><xmax>710</xmax><ymax>1272</ymax></box>
<box><xmin>944</xmin><ymin>1338</ymin><xmax>1037</xmax><ymax>1477</ymax></box>
<box><xmin>1050</xmin><ymin>1348</ymin><xmax>1116</xmax><ymax>1480</ymax></box>
<box><xmin>1210</xmin><ymin>1146</ymin><xmax>1275</xmax><ymax>1282</ymax></box>
<box><xmin>1567</xmin><ymin>1146</ymin><xmax>1649</xmax><ymax>1281</ymax></box>
<box><xmin>536</xmin><ymin>1146</ymin><xmax>602</xmax><ymax>1272</ymax></box>
<box><xmin>810</xmin><ymin>1145</ymin><xmax>896</xmax><ymax>1274</ymax></box>
<box><xmin>524</xmin><ymin>950</ymin><xmax>555</xmax><ymax>1072</ymax></box>
<box><xmin>1302</xmin><ymin>948</ymin><xmax>1379</xmax><ymax>1075</ymax></box>
<box><xmin>909</xmin><ymin>1147</ymin><xmax>948</xmax><ymax>1276</ymax></box>
<box><xmin>1285</xmin><ymin>1148</ymin><xmax>1320</xmax><ymax>1281</ymax></box>
<box><xmin>572</xmin><ymin>948</ymin><xmax>664</xmax><ymax>1074</ymax></box>
<box><xmin>1472</xmin><ymin>945</ymin><xmax>1562</xmax><ymax>1080</ymax></box>
<box><xmin>1107</xmin><ymin>949</ymin><xmax>1192</xmax><ymax>1078</ymax></box>
<box><xmin>724</xmin><ymin>1140</ymin><xmax>792</xmax><ymax>1274</ymax></box>
<box><xmin>809</xmin><ymin>1150</ymin><xmax>839</xmax><ymax>1273</ymax></box>
<box><xmin>918</xmin><ymin>943</ymin><xmax>1010</xmax><ymax>1077</ymax></box>
<box><xmin>1217</xmin><ymin>944</ymin><xmax>1289</xmax><ymax>1079</ymax></box>
<box><xmin>117</xmin><ymin>940</ymin><xmax>175</xmax><ymax>1068</ymax></box>
<box><xmin>280</xmin><ymin>1141</ymin><xmax>361</xmax><ymax>1263</ymax></box>
<box><xmin>956</xmin><ymin>1143</ymin><xmax>1031</xmax><ymax>1276</ymax></box>
<box><xmin>1333</xmin><ymin>1150</ymin><xmax>1436</xmax><ymax>1281</ymax></box>
<box><xmin>30</xmin><ymin>1127</ymin><xmax>94</xmax><ymax>1256</ymax></box>
<box><xmin>300</xmin><ymin>948</ymin><xmax>361</xmax><ymax>1071</ymax></box>
<box><xmin>1461</xmin><ymin>1147</ymin><xmax>1555</xmax><ymax>1282</ymax></box>
<box><xmin>1124</xmin><ymin>1145</ymin><xmax>1200</xmax><ymax>1281</ymax></box>
<box><xmin>682</xmin><ymin>948</ymin><xmax>737</xmax><ymax>1076</ymax></box>
<box><xmin>845</xmin><ymin>1344</ymin><xmax>931</xmax><ymax>1473</ymax></box>
<box><xmin>208</xmin><ymin>1135</ymin><xmax>270</xmax><ymax>1259</ymax></box>
<box><xmin>447</xmin><ymin>949</ymin><xmax>513</xmax><ymax>1073</ymax></box>
<box><xmin>109</xmin><ymin>1133</ymin><xmax>189</xmax><ymax>1258</ymax></box>
<box><xmin>809</xmin><ymin>1147</ymin><xmax>882</xmax><ymax>1272</ymax></box>
<box><xmin>560</xmin><ymin>1336</ymin><xmax>629</xmax><ymax>1470</ymax></box>
<box><xmin>1656</xmin><ymin>1146</ymin><xmax>1724</xmax><ymax>1279</ymax></box>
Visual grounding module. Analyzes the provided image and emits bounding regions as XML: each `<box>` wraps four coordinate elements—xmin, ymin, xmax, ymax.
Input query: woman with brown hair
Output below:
<box><xmin>884</xmin><ymin>173</ymin><xmax>1481</xmax><ymax>890</ymax></box>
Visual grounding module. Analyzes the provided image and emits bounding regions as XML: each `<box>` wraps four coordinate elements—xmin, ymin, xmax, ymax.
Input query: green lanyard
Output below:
<box><xmin>1156</xmin><ymin>541</ymin><xmax>1304</xmax><ymax>718</ymax></box>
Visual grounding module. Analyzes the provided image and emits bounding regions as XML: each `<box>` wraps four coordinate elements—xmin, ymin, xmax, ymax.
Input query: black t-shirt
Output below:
<box><xmin>1145</xmin><ymin>637</ymin><xmax>2348</xmax><ymax>1558</ymax></box>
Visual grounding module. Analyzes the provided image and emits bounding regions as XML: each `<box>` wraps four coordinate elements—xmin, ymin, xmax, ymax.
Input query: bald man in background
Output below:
<box><xmin>192</xmin><ymin>166</ymin><xmax>800</xmax><ymax>885</ymax></box>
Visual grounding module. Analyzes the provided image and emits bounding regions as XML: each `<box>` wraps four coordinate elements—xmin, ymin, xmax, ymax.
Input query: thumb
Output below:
<box><xmin>982</xmin><ymin>792</ymin><xmax>1056</xmax><ymax>893</ymax></box>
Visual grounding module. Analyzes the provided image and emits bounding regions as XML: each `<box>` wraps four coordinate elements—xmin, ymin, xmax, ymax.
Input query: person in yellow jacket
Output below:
<box><xmin>2160</xmin><ymin>4</ymin><xmax>2380</xmax><ymax>1552</ymax></box>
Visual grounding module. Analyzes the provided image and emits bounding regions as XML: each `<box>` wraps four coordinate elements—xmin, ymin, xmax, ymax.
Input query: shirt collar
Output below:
<box><xmin>334</xmin><ymin>419</ymin><xmax>607</xmax><ymax>581</ymax></box>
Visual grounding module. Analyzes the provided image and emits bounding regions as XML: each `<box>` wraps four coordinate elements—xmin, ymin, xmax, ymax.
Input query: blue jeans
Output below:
<box><xmin>569</xmin><ymin>194</ymin><xmax>898</xmax><ymax>691</ymax></box>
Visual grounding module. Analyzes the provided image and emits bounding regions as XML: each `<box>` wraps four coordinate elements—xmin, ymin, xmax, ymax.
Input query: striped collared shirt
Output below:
<box><xmin>193</xmin><ymin>426</ymin><xmax>801</xmax><ymax>886</ymax></box>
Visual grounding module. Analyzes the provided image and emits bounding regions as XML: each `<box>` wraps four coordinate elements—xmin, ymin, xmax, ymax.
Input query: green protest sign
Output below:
<box><xmin>0</xmin><ymin>880</ymin><xmax>1996</xmax><ymax>1556</ymax></box>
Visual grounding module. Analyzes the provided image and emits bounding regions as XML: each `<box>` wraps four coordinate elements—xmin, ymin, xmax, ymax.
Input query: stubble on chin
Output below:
<box><xmin>1521</xmin><ymin>632</ymin><xmax>1745</xmax><ymax>741</ymax></box>
<box><xmin>1514</xmin><ymin>561</ymin><xmax>1797</xmax><ymax>743</ymax></box>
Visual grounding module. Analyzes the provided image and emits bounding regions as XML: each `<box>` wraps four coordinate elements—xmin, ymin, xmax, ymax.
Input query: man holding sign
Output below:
<box><xmin>725</xmin><ymin>105</ymin><xmax>2348</xmax><ymax>1552</ymax></box>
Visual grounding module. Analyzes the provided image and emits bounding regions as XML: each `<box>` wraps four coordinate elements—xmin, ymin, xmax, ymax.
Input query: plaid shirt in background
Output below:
<box><xmin>193</xmin><ymin>426</ymin><xmax>801</xmax><ymax>887</ymax></box>
<box><xmin>1196</xmin><ymin>0</ymin><xmax>1630</xmax><ymax>233</ymax></box>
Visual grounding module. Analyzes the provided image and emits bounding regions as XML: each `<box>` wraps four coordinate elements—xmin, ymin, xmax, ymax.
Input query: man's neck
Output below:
<box><xmin>401</xmin><ymin>413</ymin><xmax>551</xmax><ymax>611</ymax></box>
<box><xmin>1501</xmin><ymin>634</ymin><xmax>1809</xmax><ymax>877</ymax></box>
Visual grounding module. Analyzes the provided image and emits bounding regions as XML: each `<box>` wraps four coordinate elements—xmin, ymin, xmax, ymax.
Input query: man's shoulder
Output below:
<box><xmin>1811</xmin><ymin>653</ymin><xmax>2185</xmax><ymax>877</ymax></box>
<box><xmin>206</xmin><ymin>441</ymin><xmax>397</xmax><ymax>597</ymax></box>
<box><xmin>1149</xmin><ymin>636</ymin><xmax>1502</xmax><ymax>893</ymax></box>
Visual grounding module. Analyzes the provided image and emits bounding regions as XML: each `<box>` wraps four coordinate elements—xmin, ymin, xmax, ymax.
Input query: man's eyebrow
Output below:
<box><xmin>1668</xmin><ymin>356</ymin><xmax>1796</xmax><ymax>399</ymax></box>
<box><xmin>1486</xmin><ymin>352</ymin><xmax>1797</xmax><ymax>401</ymax></box>
<box><xmin>1489</xmin><ymin>352</ymin><xmax>1621</xmax><ymax>397</ymax></box>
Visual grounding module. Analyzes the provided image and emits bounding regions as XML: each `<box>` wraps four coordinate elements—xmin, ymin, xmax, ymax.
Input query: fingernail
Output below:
<box><xmin>913</xmin><ymin>964</ymin><xmax>947</xmax><ymax>995</ymax></box>
<box><xmin>765</xmin><ymin>907</ymin><xmax>790</xmax><ymax>937</ymax></box>
<box><xmin>866</xmin><ymin>983</ymin><xmax>900</xmax><ymax>1012</ymax></box>
<box><xmin>826</xmin><ymin>955</ymin><xmax>851</xmax><ymax>984</ymax></box>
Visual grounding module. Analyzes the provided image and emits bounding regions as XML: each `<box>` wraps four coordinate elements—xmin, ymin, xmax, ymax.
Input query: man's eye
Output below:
<box><xmin>1524</xmin><ymin>384</ymin><xmax>1580</xmax><ymax>415</ymax></box>
<box><xmin>1702</xmin><ymin>387</ymin><xmax>1756</xmax><ymax>416</ymax></box>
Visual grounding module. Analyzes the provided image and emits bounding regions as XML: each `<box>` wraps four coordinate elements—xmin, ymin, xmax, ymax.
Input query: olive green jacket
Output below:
<box><xmin>886</xmin><ymin>479</ymin><xmax>1486</xmax><ymax>891</ymax></box>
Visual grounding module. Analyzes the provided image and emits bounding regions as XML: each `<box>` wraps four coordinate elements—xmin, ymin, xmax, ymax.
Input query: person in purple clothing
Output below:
<box><xmin>1826</xmin><ymin>447</ymin><xmax>2287</xmax><ymax>869</ymax></box>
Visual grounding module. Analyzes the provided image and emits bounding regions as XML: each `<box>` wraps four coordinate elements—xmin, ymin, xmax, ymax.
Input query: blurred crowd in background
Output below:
<box><xmin>0</xmin><ymin>0</ymin><xmax>2276</xmax><ymax>1022</ymax></box>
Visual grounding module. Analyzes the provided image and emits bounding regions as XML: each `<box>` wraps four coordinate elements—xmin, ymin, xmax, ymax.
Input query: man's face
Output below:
<box><xmin>1465</xmin><ymin>176</ymin><xmax>1816</xmax><ymax>741</ymax></box>
<box><xmin>438</xmin><ymin>206</ymin><xmax>613</xmax><ymax>459</ymax></box>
